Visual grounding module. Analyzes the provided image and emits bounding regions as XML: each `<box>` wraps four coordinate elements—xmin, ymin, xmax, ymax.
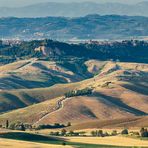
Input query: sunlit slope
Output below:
<box><xmin>0</xmin><ymin>59</ymin><xmax>104</xmax><ymax>113</ymax></box>
<box><xmin>0</xmin><ymin>82</ymin><xmax>83</xmax><ymax>113</ymax></box>
<box><xmin>0</xmin><ymin>61</ymin><xmax>147</xmax><ymax>126</ymax></box>
<box><xmin>0</xmin><ymin>58</ymin><xmax>92</xmax><ymax>90</ymax></box>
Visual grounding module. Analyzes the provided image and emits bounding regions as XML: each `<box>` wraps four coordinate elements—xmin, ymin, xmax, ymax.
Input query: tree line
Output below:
<box><xmin>65</xmin><ymin>88</ymin><xmax>92</xmax><ymax>98</ymax></box>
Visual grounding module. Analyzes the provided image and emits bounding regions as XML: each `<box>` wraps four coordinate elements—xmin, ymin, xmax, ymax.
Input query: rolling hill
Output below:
<box><xmin>0</xmin><ymin>39</ymin><xmax>148</xmax><ymax>128</ymax></box>
<box><xmin>0</xmin><ymin>15</ymin><xmax>148</xmax><ymax>40</ymax></box>
<box><xmin>0</xmin><ymin>58</ymin><xmax>91</xmax><ymax>90</ymax></box>
<box><xmin>0</xmin><ymin>60</ymin><xmax>147</xmax><ymax>127</ymax></box>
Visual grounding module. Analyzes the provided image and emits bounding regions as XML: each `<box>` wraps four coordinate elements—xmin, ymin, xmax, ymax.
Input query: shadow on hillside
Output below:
<box><xmin>0</xmin><ymin>132</ymin><xmax>65</xmax><ymax>142</ymax></box>
<box><xmin>94</xmin><ymin>92</ymin><xmax>147</xmax><ymax>116</ymax></box>
<box><xmin>0</xmin><ymin>74</ymin><xmax>67</xmax><ymax>90</ymax></box>
<box><xmin>122</xmin><ymin>82</ymin><xmax>148</xmax><ymax>96</ymax></box>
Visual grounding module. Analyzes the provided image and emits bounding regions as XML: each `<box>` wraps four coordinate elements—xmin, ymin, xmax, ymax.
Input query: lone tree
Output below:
<box><xmin>20</xmin><ymin>124</ymin><xmax>26</xmax><ymax>131</ymax></box>
<box><xmin>121</xmin><ymin>129</ymin><xmax>128</xmax><ymax>135</ymax></box>
<box><xmin>6</xmin><ymin>120</ymin><xmax>9</xmax><ymax>129</ymax></box>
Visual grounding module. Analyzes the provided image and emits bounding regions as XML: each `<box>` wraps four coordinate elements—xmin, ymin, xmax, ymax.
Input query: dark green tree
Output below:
<box><xmin>121</xmin><ymin>129</ymin><xmax>128</xmax><ymax>135</ymax></box>
<box><xmin>6</xmin><ymin>120</ymin><xmax>9</xmax><ymax>129</ymax></box>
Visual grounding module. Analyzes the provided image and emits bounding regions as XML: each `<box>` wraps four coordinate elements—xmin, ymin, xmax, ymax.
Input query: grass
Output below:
<box><xmin>0</xmin><ymin>132</ymin><xmax>136</xmax><ymax>148</ymax></box>
<box><xmin>123</xmin><ymin>134</ymin><xmax>148</xmax><ymax>141</ymax></box>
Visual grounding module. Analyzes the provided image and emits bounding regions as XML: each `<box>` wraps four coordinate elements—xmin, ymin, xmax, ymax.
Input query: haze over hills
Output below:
<box><xmin>0</xmin><ymin>15</ymin><xmax>148</xmax><ymax>40</ymax></box>
<box><xmin>1</xmin><ymin>1</ymin><xmax>148</xmax><ymax>18</ymax></box>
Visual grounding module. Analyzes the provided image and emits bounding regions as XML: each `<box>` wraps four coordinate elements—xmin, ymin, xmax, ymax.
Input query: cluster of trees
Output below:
<box><xmin>50</xmin><ymin>129</ymin><xmax>86</xmax><ymax>137</ymax></box>
<box><xmin>91</xmin><ymin>130</ymin><xmax>118</xmax><ymax>137</ymax></box>
<box><xmin>91</xmin><ymin>129</ymin><xmax>129</xmax><ymax>137</ymax></box>
<box><xmin>1</xmin><ymin>120</ymin><xmax>30</xmax><ymax>131</ymax></box>
<box><xmin>50</xmin><ymin>129</ymin><xmax>127</xmax><ymax>137</ymax></box>
<box><xmin>65</xmin><ymin>88</ymin><xmax>92</xmax><ymax>98</ymax></box>
<box><xmin>37</xmin><ymin>124</ymin><xmax>65</xmax><ymax>130</ymax></box>
<box><xmin>36</xmin><ymin>122</ymin><xmax>71</xmax><ymax>130</ymax></box>
<box><xmin>4</xmin><ymin>120</ymin><xmax>71</xmax><ymax>131</ymax></box>
<box><xmin>91</xmin><ymin>128</ymin><xmax>148</xmax><ymax>138</ymax></box>
<box><xmin>3</xmin><ymin>120</ymin><xmax>148</xmax><ymax>138</ymax></box>
<box><xmin>1</xmin><ymin>39</ymin><xmax>148</xmax><ymax>66</ymax></box>
<box><xmin>8</xmin><ymin>121</ymin><xmax>30</xmax><ymax>131</ymax></box>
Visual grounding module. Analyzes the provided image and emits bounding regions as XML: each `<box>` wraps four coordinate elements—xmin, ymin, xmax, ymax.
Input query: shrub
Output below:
<box><xmin>62</xmin><ymin>142</ymin><xmax>66</xmax><ymax>146</ymax></box>
<box><xmin>121</xmin><ymin>129</ymin><xmax>128</xmax><ymax>135</ymax></box>
<box><xmin>111</xmin><ymin>130</ymin><xmax>118</xmax><ymax>136</ymax></box>
<box><xmin>98</xmin><ymin>130</ymin><xmax>104</xmax><ymax>137</ymax></box>
<box><xmin>49</xmin><ymin>131</ymin><xmax>60</xmax><ymax>136</ymax></box>
<box><xmin>140</xmin><ymin>128</ymin><xmax>148</xmax><ymax>137</ymax></box>
<box><xmin>61</xmin><ymin>129</ymin><xmax>67</xmax><ymax>136</ymax></box>
<box><xmin>91</xmin><ymin>130</ymin><xmax>97</xmax><ymax>137</ymax></box>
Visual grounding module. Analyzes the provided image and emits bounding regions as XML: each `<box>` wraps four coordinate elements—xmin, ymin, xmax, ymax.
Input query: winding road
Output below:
<box><xmin>34</xmin><ymin>96</ymin><xmax>68</xmax><ymax>125</ymax></box>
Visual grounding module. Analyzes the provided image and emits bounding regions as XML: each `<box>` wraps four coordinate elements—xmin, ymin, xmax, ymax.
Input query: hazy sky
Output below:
<box><xmin>0</xmin><ymin>0</ymin><xmax>147</xmax><ymax>7</ymax></box>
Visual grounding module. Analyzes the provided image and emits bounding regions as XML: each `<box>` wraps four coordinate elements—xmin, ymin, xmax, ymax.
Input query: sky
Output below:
<box><xmin>0</xmin><ymin>0</ymin><xmax>147</xmax><ymax>7</ymax></box>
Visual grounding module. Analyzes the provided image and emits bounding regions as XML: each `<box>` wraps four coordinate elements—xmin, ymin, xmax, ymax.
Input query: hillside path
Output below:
<box><xmin>34</xmin><ymin>96</ymin><xmax>68</xmax><ymax>125</ymax></box>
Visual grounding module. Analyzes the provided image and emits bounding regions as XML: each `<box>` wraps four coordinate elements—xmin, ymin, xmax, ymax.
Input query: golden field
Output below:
<box><xmin>68</xmin><ymin>136</ymin><xmax>148</xmax><ymax>147</ymax></box>
<box><xmin>0</xmin><ymin>138</ymin><xmax>72</xmax><ymax>148</ymax></box>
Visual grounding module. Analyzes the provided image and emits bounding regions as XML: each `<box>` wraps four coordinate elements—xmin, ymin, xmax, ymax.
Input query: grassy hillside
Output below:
<box><xmin>0</xmin><ymin>58</ymin><xmax>91</xmax><ymax>90</ymax></box>
<box><xmin>0</xmin><ymin>61</ymin><xmax>147</xmax><ymax>126</ymax></box>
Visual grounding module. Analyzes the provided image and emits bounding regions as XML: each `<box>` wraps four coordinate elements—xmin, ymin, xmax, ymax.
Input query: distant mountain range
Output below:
<box><xmin>0</xmin><ymin>2</ymin><xmax>148</xmax><ymax>18</ymax></box>
<box><xmin>0</xmin><ymin>15</ymin><xmax>148</xmax><ymax>40</ymax></box>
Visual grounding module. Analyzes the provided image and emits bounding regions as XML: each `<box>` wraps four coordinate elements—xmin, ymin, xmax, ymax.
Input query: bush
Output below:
<box><xmin>61</xmin><ymin>129</ymin><xmax>67</xmax><ymax>136</ymax></box>
<box><xmin>91</xmin><ymin>131</ymin><xmax>97</xmax><ymax>137</ymax></box>
<box><xmin>62</xmin><ymin>142</ymin><xmax>66</xmax><ymax>146</ymax></box>
<box><xmin>111</xmin><ymin>130</ymin><xmax>118</xmax><ymax>136</ymax></box>
<box><xmin>49</xmin><ymin>131</ymin><xmax>60</xmax><ymax>136</ymax></box>
<box><xmin>67</xmin><ymin>131</ymin><xmax>80</xmax><ymax>136</ymax></box>
<box><xmin>140</xmin><ymin>128</ymin><xmax>148</xmax><ymax>137</ymax></box>
<box><xmin>98</xmin><ymin>130</ymin><xmax>104</xmax><ymax>137</ymax></box>
<box><xmin>121</xmin><ymin>129</ymin><xmax>128</xmax><ymax>135</ymax></box>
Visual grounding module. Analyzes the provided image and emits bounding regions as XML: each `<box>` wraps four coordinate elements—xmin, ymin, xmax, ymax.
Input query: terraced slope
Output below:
<box><xmin>0</xmin><ymin>61</ymin><xmax>147</xmax><ymax>126</ymax></box>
